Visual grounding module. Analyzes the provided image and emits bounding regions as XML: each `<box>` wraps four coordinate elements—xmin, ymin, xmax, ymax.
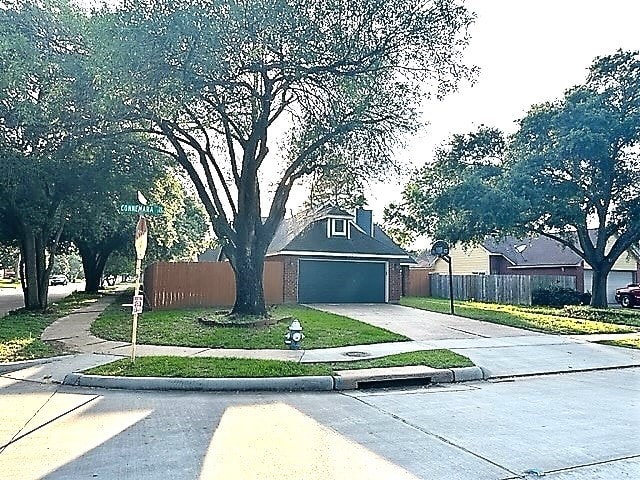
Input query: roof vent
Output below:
<box><xmin>515</xmin><ymin>244</ymin><xmax>527</xmax><ymax>253</ymax></box>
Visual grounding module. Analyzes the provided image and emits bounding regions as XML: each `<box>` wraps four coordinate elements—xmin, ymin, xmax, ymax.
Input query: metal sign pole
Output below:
<box><xmin>131</xmin><ymin>257</ymin><xmax>142</xmax><ymax>362</ymax></box>
<box><xmin>131</xmin><ymin>215</ymin><xmax>148</xmax><ymax>363</ymax></box>
<box><xmin>447</xmin><ymin>255</ymin><xmax>455</xmax><ymax>315</ymax></box>
<box><xmin>431</xmin><ymin>240</ymin><xmax>454</xmax><ymax>316</ymax></box>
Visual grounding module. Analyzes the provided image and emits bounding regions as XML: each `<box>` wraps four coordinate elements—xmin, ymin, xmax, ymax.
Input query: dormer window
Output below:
<box><xmin>330</xmin><ymin>218</ymin><xmax>348</xmax><ymax>237</ymax></box>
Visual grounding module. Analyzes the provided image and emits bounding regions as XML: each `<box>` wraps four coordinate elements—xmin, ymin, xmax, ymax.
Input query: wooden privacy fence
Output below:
<box><xmin>144</xmin><ymin>261</ymin><xmax>284</xmax><ymax>310</ymax></box>
<box><xmin>406</xmin><ymin>269</ymin><xmax>430</xmax><ymax>296</ymax></box>
<box><xmin>430</xmin><ymin>274</ymin><xmax>577</xmax><ymax>305</ymax></box>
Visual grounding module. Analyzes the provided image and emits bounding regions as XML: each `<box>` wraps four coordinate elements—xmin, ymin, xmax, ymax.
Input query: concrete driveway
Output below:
<box><xmin>311</xmin><ymin>303</ymin><xmax>544</xmax><ymax>341</ymax></box>
<box><xmin>311</xmin><ymin>303</ymin><xmax>640</xmax><ymax>378</ymax></box>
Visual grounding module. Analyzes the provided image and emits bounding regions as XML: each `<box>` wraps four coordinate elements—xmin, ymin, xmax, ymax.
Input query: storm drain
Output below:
<box><xmin>356</xmin><ymin>377</ymin><xmax>433</xmax><ymax>390</ymax></box>
<box><xmin>342</xmin><ymin>351</ymin><xmax>371</xmax><ymax>358</ymax></box>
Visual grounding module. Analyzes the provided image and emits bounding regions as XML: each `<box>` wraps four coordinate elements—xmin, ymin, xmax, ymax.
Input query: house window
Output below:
<box><xmin>330</xmin><ymin>218</ymin><xmax>347</xmax><ymax>237</ymax></box>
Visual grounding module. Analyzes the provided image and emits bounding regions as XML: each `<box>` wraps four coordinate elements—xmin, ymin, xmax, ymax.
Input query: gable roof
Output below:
<box><xmin>482</xmin><ymin>231</ymin><xmax>640</xmax><ymax>268</ymax></box>
<box><xmin>482</xmin><ymin>235</ymin><xmax>583</xmax><ymax>267</ymax></box>
<box><xmin>267</xmin><ymin>205</ymin><xmax>413</xmax><ymax>260</ymax></box>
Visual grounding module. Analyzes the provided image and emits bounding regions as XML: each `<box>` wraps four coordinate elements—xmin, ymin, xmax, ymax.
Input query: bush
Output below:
<box><xmin>532</xmin><ymin>286</ymin><xmax>585</xmax><ymax>307</ymax></box>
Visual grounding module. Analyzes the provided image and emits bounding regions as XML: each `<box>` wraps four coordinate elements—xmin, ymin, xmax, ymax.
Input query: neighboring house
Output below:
<box><xmin>424</xmin><ymin>234</ymin><xmax>640</xmax><ymax>304</ymax></box>
<box><xmin>266</xmin><ymin>205</ymin><xmax>414</xmax><ymax>303</ymax></box>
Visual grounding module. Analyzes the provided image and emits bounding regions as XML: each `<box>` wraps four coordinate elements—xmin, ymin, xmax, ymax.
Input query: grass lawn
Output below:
<box><xmin>0</xmin><ymin>279</ymin><xmax>20</xmax><ymax>289</ymax></box>
<box><xmin>0</xmin><ymin>292</ymin><xmax>102</xmax><ymax>362</ymax></box>
<box><xmin>598</xmin><ymin>337</ymin><xmax>640</xmax><ymax>350</ymax></box>
<box><xmin>400</xmin><ymin>296</ymin><xmax>637</xmax><ymax>335</ymax></box>
<box><xmin>91</xmin><ymin>297</ymin><xmax>408</xmax><ymax>349</ymax></box>
<box><xmin>85</xmin><ymin>349</ymin><xmax>473</xmax><ymax>378</ymax></box>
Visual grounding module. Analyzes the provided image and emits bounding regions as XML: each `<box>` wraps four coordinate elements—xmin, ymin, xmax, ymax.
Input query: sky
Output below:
<box><xmin>283</xmin><ymin>0</ymin><xmax>640</xmax><ymax>225</ymax></box>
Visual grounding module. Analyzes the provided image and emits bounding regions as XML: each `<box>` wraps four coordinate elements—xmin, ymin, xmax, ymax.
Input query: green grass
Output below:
<box><xmin>85</xmin><ymin>349</ymin><xmax>473</xmax><ymax>378</ymax></box>
<box><xmin>0</xmin><ymin>292</ymin><xmax>102</xmax><ymax>362</ymax></box>
<box><xmin>327</xmin><ymin>349</ymin><xmax>474</xmax><ymax>370</ymax></box>
<box><xmin>400</xmin><ymin>297</ymin><xmax>636</xmax><ymax>335</ymax></box>
<box><xmin>598</xmin><ymin>337</ymin><xmax>640</xmax><ymax>350</ymax></box>
<box><xmin>559</xmin><ymin>305</ymin><xmax>640</xmax><ymax>328</ymax></box>
<box><xmin>0</xmin><ymin>279</ymin><xmax>20</xmax><ymax>289</ymax></box>
<box><xmin>91</xmin><ymin>297</ymin><xmax>408</xmax><ymax>349</ymax></box>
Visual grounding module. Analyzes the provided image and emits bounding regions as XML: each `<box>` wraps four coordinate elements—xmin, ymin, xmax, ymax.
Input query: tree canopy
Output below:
<box><xmin>0</xmin><ymin>0</ymin><xmax>98</xmax><ymax>308</ymax></box>
<box><xmin>92</xmin><ymin>0</ymin><xmax>476</xmax><ymax>314</ymax></box>
<box><xmin>386</xmin><ymin>50</ymin><xmax>640</xmax><ymax>307</ymax></box>
<box><xmin>0</xmin><ymin>0</ymin><xmax>211</xmax><ymax>305</ymax></box>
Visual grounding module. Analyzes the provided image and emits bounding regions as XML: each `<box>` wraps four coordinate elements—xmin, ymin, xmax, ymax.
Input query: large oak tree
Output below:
<box><xmin>386</xmin><ymin>51</ymin><xmax>640</xmax><ymax>307</ymax></box>
<box><xmin>93</xmin><ymin>0</ymin><xmax>476</xmax><ymax>315</ymax></box>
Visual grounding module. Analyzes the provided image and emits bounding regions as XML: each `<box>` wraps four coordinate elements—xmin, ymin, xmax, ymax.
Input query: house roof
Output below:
<box><xmin>267</xmin><ymin>205</ymin><xmax>413</xmax><ymax>260</ymax></box>
<box><xmin>482</xmin><ymin>235</ymin><xmax>583</xmax><ymax>267</ymax></box>
<box><xmin>413</xmin><ymin>250</ymin><xmax>439</xmax><ymax>268</ymax></box>
<box><xmin>481</xmin><ymin>231</ymin><xmax>640</xmax><ymax>268</ymax></box>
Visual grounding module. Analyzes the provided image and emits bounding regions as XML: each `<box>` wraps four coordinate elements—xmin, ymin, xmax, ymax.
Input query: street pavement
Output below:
<box><xmin>0</xmin><ymin>282</ymin><xmax>85</xmax><ymax>317</ymax></box>
<box><xmin>2</xmin><ymin>297</ymin><xmax>640</xmax><ymax>478</ymax></box>
<box><xmin>0</xmin><ymin>367</ymin><xmax>638</xmax><ymax>479</ymax></box>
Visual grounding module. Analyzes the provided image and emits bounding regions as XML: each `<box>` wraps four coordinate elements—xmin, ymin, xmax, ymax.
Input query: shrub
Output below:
<box><xmin>532</xmin><ymin>286</ymin><xmax>584</xmax><ymax>307</ymax></box>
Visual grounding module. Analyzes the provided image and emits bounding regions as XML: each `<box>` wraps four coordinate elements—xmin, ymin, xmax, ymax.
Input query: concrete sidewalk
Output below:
<box><xmin>3</xmin><ymin>296</ymin><xmax>640</xmax><ymax>391</ymax></box>
<box><xmin>312</xmin><ymin>303</ymin><xmax>640</xmax><ymax>379</ymax></box>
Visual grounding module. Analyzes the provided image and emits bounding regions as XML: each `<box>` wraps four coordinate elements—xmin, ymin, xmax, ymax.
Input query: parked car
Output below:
<box><xmin>49</xmin><ymin>274</ymin><xmax>69</xmax><ymax>286</ymax></box>
<box><xmin>614</xmin><ymin>283</ymin><xmax>640</xmax><ymax>308</ymax></box>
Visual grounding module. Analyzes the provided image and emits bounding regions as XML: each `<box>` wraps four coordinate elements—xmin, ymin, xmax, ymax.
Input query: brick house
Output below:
<box><xmin>265</xmin><ymin>205</ymin><xmax>414</xmax><ymax>303</ymax></box>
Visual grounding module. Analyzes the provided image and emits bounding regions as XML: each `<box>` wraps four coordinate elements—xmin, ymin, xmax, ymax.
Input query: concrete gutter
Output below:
<box><xmin>62</xmin><ymin>366</ymin><xmax>485</xmax><ymax>392</ymax></box>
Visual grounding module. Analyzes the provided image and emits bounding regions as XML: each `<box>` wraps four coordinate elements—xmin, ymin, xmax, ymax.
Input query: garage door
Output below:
<box><xmin>584</xmin><ymin>270</ymin><xmax>634</xmax><ymax>304</ymax></box>
<box><xmin>298</xmin><ymin>259</ymin><xmax>386</xmax><ymax>303</ymax></box>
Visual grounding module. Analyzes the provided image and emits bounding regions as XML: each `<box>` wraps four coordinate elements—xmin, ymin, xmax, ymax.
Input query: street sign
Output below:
<box><xmin>119</xmin><ymin>204</ymin><xmax>164</xmax><ymax>215</ymax></box>
<box><xmin>134</xmin><ymin>216</ymin><xmax>148</xmax><ymax>260</ymax></box>
<box><xmin>132</xmin><ymin>294</ymin><xmax>144</xmax><ymax>314</ymax></box>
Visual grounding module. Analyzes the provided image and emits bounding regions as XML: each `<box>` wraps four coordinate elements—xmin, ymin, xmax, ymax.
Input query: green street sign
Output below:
<box><xmin>119</xmin><ymin>204</ymin><xmax>164</xmax><ymax>215</ymax></box>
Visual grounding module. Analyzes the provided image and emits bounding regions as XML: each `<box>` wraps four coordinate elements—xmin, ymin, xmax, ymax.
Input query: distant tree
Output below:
<box><xmin>65</xmin><ymin>146</ymin><xmax>210</xmax><ymax>293</ymax></box>
<box><xmin>0</xmin><ymin>244</ymin><xmax>19</xmax><ymax>273</ymax></box>
<box><xmin>93</xmin><ymin>0</ymin><xmax>476</xmax><ymax>315</ymax></box>
<box><xmin>386</xmin><ymin>51</ymin><xmax>640</xmax><ymax>307</ymax></box>
<box><xmin>305</xmin><ymin>159</ymin><xmax>367</xmax><ymax>212</ymax></box>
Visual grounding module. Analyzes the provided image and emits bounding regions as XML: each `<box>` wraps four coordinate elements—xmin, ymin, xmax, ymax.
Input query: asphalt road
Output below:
<box><xmin>1</xmin><ymin>368</ymin><xmax>638</xmax><ymax>479</ymax></box>
<box><xmin>0</xmin><ymin>282</ymin><xmax>84</xmax><ymax>316</ymax></box>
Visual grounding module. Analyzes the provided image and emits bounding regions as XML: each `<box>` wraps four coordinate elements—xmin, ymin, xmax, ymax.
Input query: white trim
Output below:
<box><xmin>319</xmin><ymin>214</ymin><xmax>353</xmax><ymax>220</ymax></box>
<box><xmin>331</xmin><ymin>218</ymin><xmax>347</xmax><ymax>237</ymax></box>
<box><xmin>299</xmin><ymin>258</ymin><xmax>387</xmax><ymax>264</ymax></box>
<box><xmin>269</xmin><ymin>250</ymin><xmax>410</xmax><ymax>259</ymax></box>
<box><xmin>385</xmin><ymin>260</ymin><xmax>389</xmax><ymax>302</ymax></box>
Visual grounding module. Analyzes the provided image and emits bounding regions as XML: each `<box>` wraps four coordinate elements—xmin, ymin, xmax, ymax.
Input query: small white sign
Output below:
<box><xmin>132</xmin><ymin>295</ymin><xmax>144</xmax><ymax>314</ymax></box>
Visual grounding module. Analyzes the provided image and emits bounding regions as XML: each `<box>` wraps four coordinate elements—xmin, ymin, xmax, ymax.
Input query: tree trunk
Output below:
<box><xmin>590</xmin><ymin>267</ymin><xmax>611</xmax><ymax>308</ymax></box>
<box><xmin>21</xmin><ymin>229</ymin><xmax>40</xmax><ymax>310</ymax></box>
<box><xmin>77</xmin><ymin>243</ymin><xmax>110</xmax><ymax>293</ymax></box>
<box><xmin>230</xmin><ymin>249</ymin><xmax>267</xmax><ymax>316</ymax></box>
<box><xmin>35</xmin><ymin>231</ymin><xmax>50</xmax><ymax>310</ymax></box>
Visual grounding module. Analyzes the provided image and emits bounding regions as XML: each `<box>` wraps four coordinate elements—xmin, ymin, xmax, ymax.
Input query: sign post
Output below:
<box><xmin>131</xmin><ymin>215</ymin><xmax>148</xmax><ymax>362</ymax></box>
<box><xmin>431</xmin><ymin>240</ymin><xmax>455</xmax><ymax>315</ymax></box>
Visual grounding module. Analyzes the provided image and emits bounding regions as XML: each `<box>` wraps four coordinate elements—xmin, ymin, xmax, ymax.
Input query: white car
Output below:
<box><xmin>49</xmin><ymin>274</ymin><xmax>69</xmax><ymax>286</ymax></box>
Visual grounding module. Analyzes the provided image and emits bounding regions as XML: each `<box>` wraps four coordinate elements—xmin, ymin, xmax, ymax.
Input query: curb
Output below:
<box><xmin>63</xmin><ymin>373</ymin><xmax>336</xmax><ymax>391</ymax></box>
<box><xmin>62</xmin><ymin>366</ymin><xmax>485</xmax><ymax>392</ymax></box>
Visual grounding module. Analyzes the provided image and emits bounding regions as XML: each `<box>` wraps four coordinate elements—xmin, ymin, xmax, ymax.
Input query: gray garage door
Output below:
<box><xmin>584</xmin><ymin>270</ymin><xmax>634</xmax><ymax>304</ymax></box>
<box><xmin>298</xmin><ymin>259</ymin><xmax>386</xmax><ymax>303</ymax></box>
